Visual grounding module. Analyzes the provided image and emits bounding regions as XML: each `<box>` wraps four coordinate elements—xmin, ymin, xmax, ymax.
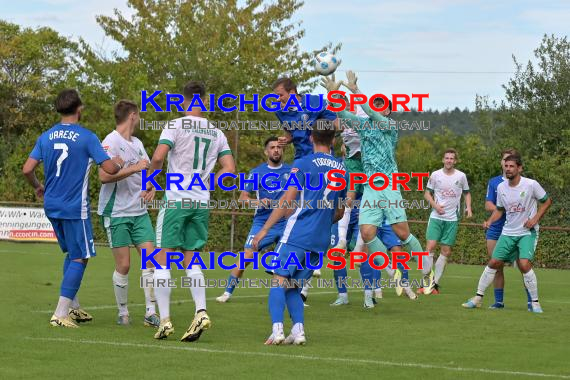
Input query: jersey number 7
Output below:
<box><xmin>54</xmin><ymin>143</ymin><xmax>69</xmax><ymax>177</ymax></box>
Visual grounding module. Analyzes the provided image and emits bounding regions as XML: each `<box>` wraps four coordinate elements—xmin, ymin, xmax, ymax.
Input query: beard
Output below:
<box><xmin>269</xmin><ymin>156</ymin><xmax>281</xmax><ymax>164</ymax></box>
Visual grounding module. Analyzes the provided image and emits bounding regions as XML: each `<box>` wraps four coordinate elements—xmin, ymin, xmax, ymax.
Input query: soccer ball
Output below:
<box><xmin>314</xmin><ymin>52</ymin><xmax>340</xmax><ymax>76</ymax></box>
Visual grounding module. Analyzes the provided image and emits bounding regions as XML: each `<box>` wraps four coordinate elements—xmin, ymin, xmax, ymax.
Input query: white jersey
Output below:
<box><xmin>427</xmin><ymin>168</ymin><xmax>470</xmax><ymax>221</ymax></box>
<box><xmin>496</xmin><ymin>176</ymin><xmax>547</xmax><ymax>236</ymax></box>
<box><xmin>98</xmin><ymin>130</ymin><xmax>150</xmax><ymax>217</ymax></box>
<box><xmin>159</xmin><ymin>115</ymin><xmax>231</xmax><ymax>202</ymax></box>
<box><xmin>341</xmin><ymin>128</ymin><xmax>361</xmax><ymax>158</ymax></box>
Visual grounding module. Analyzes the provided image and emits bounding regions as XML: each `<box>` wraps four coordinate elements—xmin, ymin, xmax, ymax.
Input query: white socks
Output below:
<box><xmin>154</xmin><ymin>269</ymin><xmax>172</xmax><ymax>321</ymax></box>
<box><xmin>337</xmin><ymin>208</ymin><xmax>351</xmax><ymax>243</ymax></box>
<box><xmin>70</xmin><ymin>296</ymin><xmax>80</xmax><ymax>310</ymax></box>
<box><xmin>141</xmin><ymin>268</ymin><xmax>156</xmax><ymax>316</ymax></box>
<box><xmin>434</xmin><ymin>255</ymin><xmax>448</xmax><ymax>284</ymax></box>
<box><xmin>55</xmin><ymin>296</ymin><xmax>72</xmax><ymax>318</ymax></box>
<box><xmin>186</xmin><ymin>266</ymin><xmax>206</xmax><ymax>312</ymax></box>
<box><xmin>113</xmin><ymin>270</ymin><xmax>129</xmax><ymax>316</ymax></box>
<box><xmin>523</xmin><ymin>269</ymin><xmax>539</xmax><ymax>301</ymax></box>
<box><xmin>422</xmin><ymin>253</ymin><xmax>434</xmax><ymax>276</ymax></box>
<box><xmin>292</xmin><ymin>322</ymin><xmax>304</xmax><ymax>336</ymax></box>
<box><xmin>301</xmin><ymin>283</ymin><xmax>310</xmax><ymax>298</ymax></box>
<box><xmin>354</xmin><ymin>234</ymin><xmax>365</xmax><ymax>252</ymax></box>
<box><xmin>476</xmin><ymin>266</ymin><xmax>497</xmax><ymax>296</ymax></box>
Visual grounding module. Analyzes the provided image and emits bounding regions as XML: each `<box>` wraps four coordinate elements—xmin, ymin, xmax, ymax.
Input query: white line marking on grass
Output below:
<box><xmin>25</xmin><ymin>337</ymin><xmax>570</xmax><ymax>379</ymax></box>
<box><xmin>31</xmin><ymin>291</ymin><xmax>340</xmax><ymax>313</ymax></box>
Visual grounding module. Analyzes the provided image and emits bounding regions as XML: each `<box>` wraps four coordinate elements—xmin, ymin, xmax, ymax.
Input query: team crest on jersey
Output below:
<box><xmin>282</xmin><ymin>172</ymin><xmax>290</xmax><ymax>181</ymax></box>
<box><xmin>302</xmin><ymin>113</ymin><xmax>309</xmax><ymax>123</ymax></box>
<box><xmin>520</xmin><ymin>191</ymin><xmax>526</xmax><ymax>198</ymax></box>
<box><xmin>508</xmin><ymin>203</ymin><xmax>525</xmax><ymax>213</ymax></box>
<box><xmin>454</xmin><ymin>180</ymin><xmax>460</xmax><ymax>186</ymax></box>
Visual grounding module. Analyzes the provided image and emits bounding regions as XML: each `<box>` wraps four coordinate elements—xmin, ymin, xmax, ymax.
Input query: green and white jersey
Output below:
<box><xmin>341</xmin><ymin>128</ymin><xmax>361</xmax><ymax>159</ymax></box>
<box><xmin>338</xmin><ymin>103</ymin><xmax>398</xmax><ymax>180</ymax></box>
<box><xmin>98</xmin><ymin>130</ymin><xmax>150</xmax><ymax>217</ymax></box>
<box><xmin>496</xmin><ymin>176</ymin><xmax>548</xmax><ymax>236</ymax></box>
<box><xmin>158</xmin><ymin>115</ymin><xmax>232</xmax><ymax>202</ymax></box>
<box><xmin>427</xmin><ymin>168</ymin><xmax>470</xmax><ymax>221</ymax></box>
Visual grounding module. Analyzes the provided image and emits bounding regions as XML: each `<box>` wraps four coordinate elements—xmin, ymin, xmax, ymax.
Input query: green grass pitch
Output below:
<box><xmin>1</xmin><ymin>241</ymin><xmax>569</xmax><ymax>379</ymax></box>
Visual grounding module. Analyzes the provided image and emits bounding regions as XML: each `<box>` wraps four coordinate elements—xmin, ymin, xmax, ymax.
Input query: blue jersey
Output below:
<box><xmin>29</xmin><ymin>123</ymin><xmax>110</xmax><ymax>219</ymax></box>
<box><xmin>275</xmin><ymin>94</ymin><xmax>337</xmax><ymax>159</ymax></box>
<box><xmin>280</xmin><ymin>152</ymin><xmax>347</xmax><ymax>252</ymax></box>
<box><xmin>243</xmin><ymin>162</ymin><xmax>291</xmax><ymax>223</ymax></box>
<box><xmin>486</xmin><ymin>174</ymin><xmax>507</xmax><ymax>230</ymax></box>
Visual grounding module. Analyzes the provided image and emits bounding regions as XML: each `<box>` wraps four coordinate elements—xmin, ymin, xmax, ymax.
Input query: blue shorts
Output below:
<box><xmin>348</xmin><ymin>222</ymin><xmax>402</xmax><ymax>251</ymax></box>
<box><xmin>273</xmin><ymin>242</ymin><xmax>321</xmax><ymax>281</ymax></box>
<box><xmin>49</xmin><ymin>218</ymin><xmax>96</xmax><ymax>260</ymax></box>
<box><xmin>486</xmin><ymin>227</ymin><xmax>502</xmax><ymax>241</ymax></box>
<box><xmin>330</xmin><ymin>223</ymin><xmax>339</xmax><ymax>247</ymax></box>
<box><xmin>244</xmin><ymin>221</ymin><xmax>284</xmax><ymax>250</ymax></box>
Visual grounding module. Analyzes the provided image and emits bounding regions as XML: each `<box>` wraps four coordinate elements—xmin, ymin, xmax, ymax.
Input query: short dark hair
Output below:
<box><xmin>272</xmin><ymin>77</ymin><xmax>297</xmax><ymax>93</ymax></box>
<box><xmin>183</xmin><ymin>81</ymin><xmax>206</xmax><ymax>99</ymax></box>
<box><xmin>264</xmin><ymin>136</ymin><xmax>279</xmax><ymax>148</ymax></box>
<box><xmin>501</xmin><ymin>148</ymin><xmax>519</xmax><ymax>158</ymax></box>
<box><xmin>373</xmin><ymin>97</ymin><xmax>392</xmax><ymax>115</ymax></box>
<box><xmin>444</xmin><ymin>148</ymin><xmax>458</xmax><ymax>159</ymax></box>
<box><xmin>114</xmin><ymin>100</ymin><xmax>139</xmax><ymax>124</ymax></box>
<box><xmin>55</xmin><ymin>89</ymin><xmax>83</xmax><ymax>115</ymax></box>
<box><xmin>311</xmin><ymin>119</ymin><xmax>336</xmax><ymax>146</ymax></box>
<box><xmin>504</xmin><ymin>153</ymin><xmax>523</xmax><ymax>166</ymax></box>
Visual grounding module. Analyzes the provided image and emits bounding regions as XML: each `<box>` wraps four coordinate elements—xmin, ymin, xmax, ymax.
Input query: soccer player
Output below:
<box><xmin>22</xmin><ymin>89</ymin><xmax>124</xmax><ymax>327</ymax></box>
<box><xmin>145</xmin><ymin>81</ymin><xmax>235</xmax><ymax>341</ymax></box>
<box><xmin>273</xmin><ymin>77</ymin><xmax>337</xmax><ymax>159</ymax></box>
<box><xmin>324</xmin><ymin>72</ymin><xmax>426</xmax><ymax>290</ymax></box>
<box><xmin>97</xmin><ymin>100</ymin><xmax>159</xmax><ymax>326</ymax></box>
<box><xmin>216</xmin><ymin>137</ymin><xmax>290</xmax><ymax>303</ymax></box>
<box><xmin>485</xmin><ymin>148</ymin><xmax>531</xmax><ymax>309</ymax></box>
<box><xmin>462</xmin><ymin>154</ymin><xmax>552</xmax><ymax>312</ymax></box>
<box><xmin>419</xmin><ymin>149</ymin><xmax>472</xmax><ymax>295</ymax></box>
<box><xmin>252</xmin><ymin>120</ymin><xmax>346</xmax><ymax>345</ymax></box>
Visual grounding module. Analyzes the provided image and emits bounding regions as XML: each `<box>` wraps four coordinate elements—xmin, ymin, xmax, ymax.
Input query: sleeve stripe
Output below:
<box><xmin>218</xmin><ymin>149</ymin><xmax>232</xmax><ymax>158</ymax></box>
<box><xmin>539</xmin><ymin>194</ymin><xmax>549</xmax><ymax>203</ymax></box>
<box><xmin>158</xmin><ymin>139</ymin><xmax>174</xmax><ymax>148</ymax></box>
<box><xmin>497</xmin><ymin>206</ymin><xmax>505</xmax><ymax>211</ymax></box>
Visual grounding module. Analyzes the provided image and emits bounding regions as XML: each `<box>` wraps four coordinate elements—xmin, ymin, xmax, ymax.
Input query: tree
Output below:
<box><xmin>79</xmin><ymin>0</ymin><xmax>339</xmax><ymax>172</ymax></box>
<box><xmin>0</xmin><ymin>21</ymin><xmax>78</xmax><ymax>198</ymax></box>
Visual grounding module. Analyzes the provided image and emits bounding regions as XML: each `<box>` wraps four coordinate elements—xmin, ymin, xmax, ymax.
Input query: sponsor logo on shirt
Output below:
<box><xmin>508</xmin><ymin>203</ymin><xmax>526</xmax><ymax>213</ymax></box>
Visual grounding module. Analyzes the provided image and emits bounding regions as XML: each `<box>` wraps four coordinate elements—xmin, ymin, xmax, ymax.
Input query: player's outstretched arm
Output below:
<box><xmin>22</xmin><ymin>158</ymin><xmax>44</xmax><ymax>198</ymax></box>
<box><xmin>99</xmin><ymin>159</ymin><xmax>149</xmax><ymax>184</ymax></box>
<box><xmin>100</xmin><ymin>157</ymin><xmax>124</xmax><ymax>175</ymax></box>
<box><xmin>343</xmin><ymin>70</ymin><xmax>392</xmax><ymax>128</ymax></box>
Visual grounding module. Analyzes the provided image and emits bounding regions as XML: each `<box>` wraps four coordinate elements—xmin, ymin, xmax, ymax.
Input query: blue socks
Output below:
<box><xmin>63</xmin><ymin>254</ymin><xmax>71</xmax><ymax>276</ymax></box>
<box><xmin>360</xmin><ymin>261</ymin><xmax>374</xmax><ymax>290</ymax></box>
<box><xmin>334</xmin><ymin>261</ymin><xmax>348</xmax><ymax>294</ymax></box>
<box><xmin>268</xmin><ymin>286</ymin><xmax>286</xmax><ymax>324</ymax></box>
<box><xmin>225</xmin><ymin>274</ymin><xmax>239</xmax><ymax>294</ymax></box>
<box><xmin>60</xmin><ymin>261</ymin><xmax>86</xmax><ymax>300</ymax></box>
<box><xmin>494</xmin><ymin>288</ymin><xmax>504</xmax><ymax>304</ymax></box>
<box><xmin>397</xmin><ymin>262</ymin><xmax>409</xmax><ymax>281</ymax></box>
<box><xmin>285</xmin><ymin>288</ymin><xmax>304</xmax><ymax>324</ymax></box>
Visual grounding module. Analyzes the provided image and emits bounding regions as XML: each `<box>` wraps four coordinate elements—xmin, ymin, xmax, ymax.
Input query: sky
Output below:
<box><xmin>2</xmin><ymin>0</ymin><xmax>570</xmax><ymax>110</ymax></box>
